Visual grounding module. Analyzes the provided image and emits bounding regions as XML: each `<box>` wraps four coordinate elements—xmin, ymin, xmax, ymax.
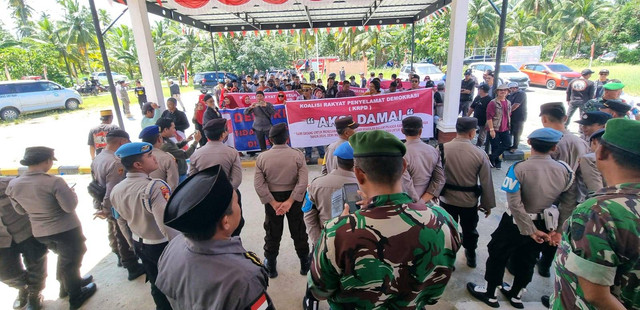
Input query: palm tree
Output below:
<box><xmin>554</xmin><ymin>0</ymin><xmax>611</xmax><ymax>54</ymax></box>
<box><xmin>36</xmin><ymin>13</ymin><xmax>73</xmax><ymax>78</ymax></box>
<box><xmin>8</xmin><ymin>0</ymin><xmax>34</xmax><ymax>38</ymax></box>
<box><xmin>513</xmin><ymin>0</ymin><xmax>557</xmax><ymax>15</ymax></box>
<box><xmin>467</xmin><ymin>0</ymin><xmax>499</xmax><ymax>47</ymax></box>
<box><xmin>57</xmin><ymin>0</ymin><xmax>97</xmax><ymax>74</ymax></box>
<box><xmin>164</xmin><ymin>23</ymin><xmax>205</xmax><ymax>77</ymax></box>
<box><xmin>107</xmin><ymin>25</ymin><xmax>139</xmax><ymax>79</ymax></box>
<box><xmin>505</xmin><ymin>9</ymin><xmax>545</xmax><ymax>45</ymax></box>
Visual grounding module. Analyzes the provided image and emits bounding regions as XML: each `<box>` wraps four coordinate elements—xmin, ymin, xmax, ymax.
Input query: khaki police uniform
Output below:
<box><xmin>577</xmin><ymin>152</ymin><xmax>605</xmax><ymax>194</ymax></box>
<box><xmin>149</xmin><ymin>148</ymin><xmax>179</xmax><ymax>191</ymax></box>
<box><xmin>401</xmin><ymin>139</ymin><xmax>445</xmax><ymax>201</ymax></box>
<box><xmin>321</xmin><ymin>137</ymin><xmax>347</xmax><ymax>175</ymax></box>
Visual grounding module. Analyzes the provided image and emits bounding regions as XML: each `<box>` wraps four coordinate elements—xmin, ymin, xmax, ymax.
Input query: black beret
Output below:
<box><xmin>164</xmin><ymin>165</ymin><xmax>234</xmax><ymax>234</ymax></box>
<box><xmin>575</xmin><ymin>111</ymin><xmax>612</xmax><ymax>125</ymax></box>
<box><xmin>600</xmin><ymin>99</ymin><xmax>631</xmax><ymax>114</ymax></box>
<box><xmin>106</xmin><ymin>129</ymin><xmax>130</xmax><ymax>139</ymax></box>
<box><xmin>456</xmin><ymin>117</ymin><xmax>478</xmax><ymax>132</ymax></box>
<box><xmin>203</xmin><ymin>118</ymin><xmax>227</xmax><ymax>131</ymax></box>
<box><xmin>269</xmin><ymin>123</ymin><xmax>288</xmax><ymax>138</ymax></box>
<box><xmin>402</xmin><ymin>116</ymin><xmax>423</xmax><ymax>130</ymax></box>
<box><xmin>335</xmin><ymin>116</ymin><xmax>359</xmax><ymax>131</ymax></box>
<box><xmin>539</xmin><ymin>102</ymin><xmax>566</xmax><ymax>119</ymax></box>
<box><xmin>20</xmin><ymin>146</ymin><xmax>56</xmax><ymax>166</ymax></box>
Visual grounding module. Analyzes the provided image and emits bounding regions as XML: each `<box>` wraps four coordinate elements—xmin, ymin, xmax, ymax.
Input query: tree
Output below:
<box><xmin>107</xmin><ymin>25</ymin><xmax>139</xmax><ymax>79</ymax></box>
<box><xmin>505</xmin><ymin>9</ymin><xmax>545</xmax><ymax>46</ymax></box>
<box><xmin>554</xmin><ymin>0</ymin><xmax>611</xmax><ymax>55</ymax></box>
<box><xmin>8</xmin><ymin>0</ymin><xmax>34</xmax><ymax>38</ymax></box>
<box><xmin>36</xmin><ymin>14</ymin><xmax>73</xmax><ymax>79</ymax></box>
<box><xmin>57</xmin><ymin>0</ymin><xmax>97</xmax><ymax>74</ymax></box>
<box><xmin>467</xmin><ymin>0</ymin><xmax>499</xmax><ymax>47</ymax></box>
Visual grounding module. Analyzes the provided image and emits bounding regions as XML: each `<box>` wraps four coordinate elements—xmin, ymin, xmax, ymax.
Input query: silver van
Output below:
<box><xmin>0</xmin><ymin>80</ymin><xmax>82</xmax><ymax>121</ymax></box>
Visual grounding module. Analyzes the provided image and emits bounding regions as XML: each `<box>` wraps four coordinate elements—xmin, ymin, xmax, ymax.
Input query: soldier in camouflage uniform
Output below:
<box><xmin>582</xmin><ymin>80</ymin><xmax>625</xmax><ymax>114</ymax></box>
<box><xmin>308</xmin><ymin>130</ymin><xmax>461</xmax><ymax>309</ymax></box>
<box><xmin>551</xmin><ymin>119</ymin><xmax>640</xmax><ymax>309</ymax></box>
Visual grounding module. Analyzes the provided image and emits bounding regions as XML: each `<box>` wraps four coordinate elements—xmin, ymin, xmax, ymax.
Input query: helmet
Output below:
<box><xmin>200</xmin><ymin>88</ymin><xmax>208</xmax><ymax>94</ymax></box>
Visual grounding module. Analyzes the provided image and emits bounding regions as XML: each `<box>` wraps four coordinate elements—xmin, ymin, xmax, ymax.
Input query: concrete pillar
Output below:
<box><xmin>437</xmin><ymin>0</ymin><xmax>470</xmax><ymax>143</ymax></box>
<box><xmin>127</xmin><ymin>0</ymin><xmax>165</xmax><ymax>109</ymax></box>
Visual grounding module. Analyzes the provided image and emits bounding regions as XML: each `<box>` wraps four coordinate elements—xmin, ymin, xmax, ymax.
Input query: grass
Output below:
<box><xmin>551</xmin><ymin>58</ymin><xmax>639</xmax><ymax>96</ymax></box>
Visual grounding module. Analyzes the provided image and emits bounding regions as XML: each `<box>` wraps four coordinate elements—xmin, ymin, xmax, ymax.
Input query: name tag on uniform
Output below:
<box><xmin>501</xmin><ymin>164</ymin><xmax>520</xmax><ymax>193</ymax></box>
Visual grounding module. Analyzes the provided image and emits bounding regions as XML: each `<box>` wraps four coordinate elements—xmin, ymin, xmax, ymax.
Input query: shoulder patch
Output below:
<box><xmin>244</xmin><ymin>251</ymin><xmax>263</xmax><ymax>267</ymax></box>
<box><xmin>151</xmin><ymin>179</ymin><xmax>172</xmax><ymax>200</ymax></box>
<box><xmin>118</xmin><ymin>167</ymin><xmax>124</xmax><ymax>175</ymax></box>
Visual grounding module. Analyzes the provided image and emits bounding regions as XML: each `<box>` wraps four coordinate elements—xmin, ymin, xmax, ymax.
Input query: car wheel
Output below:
<box><xmin>546</xmin><ymin>79</ymin><xmax>557</xmax><ymax>90</ymax></box>
<box><xmin>65</xmin><ymin>99</ymin><xmax>80</xmax><ymax>110</ymax></box>
<box><xmin>0</xmin><ymin>107</ymin><xmax>20</xmax><ymax>121</ymax></box>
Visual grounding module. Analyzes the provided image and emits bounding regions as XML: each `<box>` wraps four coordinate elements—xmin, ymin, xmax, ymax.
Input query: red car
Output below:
<box><xmin>519</xmin><ymin>63</ymin><xmax>581</xmax><ymax>90</ymax></box>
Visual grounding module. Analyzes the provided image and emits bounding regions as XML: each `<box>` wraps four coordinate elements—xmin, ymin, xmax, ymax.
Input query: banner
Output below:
<box><xmin>285</xmin><ymin>89</ymin><xmax>434</xmax><ymax>148</ymax></box>
<box><xmin>224</xmin><ymin>91</ymin><xmax>299</xmax><ymax>107</ymax></box>
<box><xmin>351</xmin><ymin>87</ymin><xmax>367</xmax><ymax>95</ymax></box>
<box><xmin>221</xmin><ymin>105</ymin><xmax>288</xmax><ymax>151</ymax></box>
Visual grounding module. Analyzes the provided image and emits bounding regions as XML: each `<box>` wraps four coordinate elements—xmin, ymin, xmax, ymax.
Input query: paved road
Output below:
<box><xmin>0</xmin><ymin>86</ymin><xmax>571</xmax><ymax>309</ymax></box>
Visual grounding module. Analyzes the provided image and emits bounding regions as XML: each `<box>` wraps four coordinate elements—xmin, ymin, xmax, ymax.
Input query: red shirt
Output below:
<box><xmin>486</xmin><ymin>99</ymin><xmax>510</xmax><ymax>132</ymax></box>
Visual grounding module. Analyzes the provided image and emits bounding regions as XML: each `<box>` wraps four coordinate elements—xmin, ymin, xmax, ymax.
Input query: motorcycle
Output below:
<box><xmin>75</xmin><ymin>83</ymin><xmax>98</xmax><ymax>96</ymax></box>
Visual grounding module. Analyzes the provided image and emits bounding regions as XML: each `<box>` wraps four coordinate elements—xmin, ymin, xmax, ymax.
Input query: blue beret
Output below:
<box><xmin>115</xmin><ymin>142</ymin><xmax>153</xmax><ymax>158</ymax></box>
<box><xmin>528</xmin><ymin>128</ymin><xmax>563</xmax><ymax>143</ymax></box>
<box><xmin>333</xmin><ymin>142</ymin><xmax>354</xmax><ymax>160</ymax></box>
<box><xmin>139</xmin><ymin>125</ymin><xmax>161</xmax><ymax>139</ymax></box>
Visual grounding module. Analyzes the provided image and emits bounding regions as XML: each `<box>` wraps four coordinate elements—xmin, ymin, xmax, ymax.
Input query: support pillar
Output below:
<box><xmin>410</xmin><ymin>22</ymin><xmax>415</xmax><ymax>72</ymax></box>
<box><xmin>437</xmin><ymin>0</ymin><xmax>470</xmax><ymax>143</ymax></box>
<box><xmin>127</xmin><ymin>0</ymin><xmax>165</xmax><ymax>109</ymax></box>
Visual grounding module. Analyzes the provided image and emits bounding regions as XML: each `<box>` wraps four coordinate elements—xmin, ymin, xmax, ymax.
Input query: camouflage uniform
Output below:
<box><xmin>308</xmin><ymin>193</ymin><xmax>461</xmax><ymax>309</ymax></box>
<box><xmin>582</xmin><ymin>98</ymin><xmax>603</xmax><ymax>114</ymax></box>
<box><xmin>552</xmin><ymin>183</ymin><xmax>640</xmax><ymax>309</ymax></box>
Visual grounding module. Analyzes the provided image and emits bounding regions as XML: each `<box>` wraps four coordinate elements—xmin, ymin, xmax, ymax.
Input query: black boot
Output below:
<box><xmin>115</xmin><ymin>253</ymin><xmax>122</xmax><ymax>268</ymax></box>
<box><xmin>126</xmin><ymin>263</ymin><xmax>146</xmax><ymax>281</ymax></box>
<box><xmin>59</xmin><ymin>275</ymin><xmax>94</xmax><ymax>298</ymax></box>
<box><xmin>300</xmin><ymin>256</ymin><xmax>310</xmax><ymax>275</ymax></box>
<box><xmin>541</xmin><ymin>295</ymin><xmax>551</xmax><ymax>308</ymax></box>
<box><xmin>13</xmin><ymin>286</ymin><xmax>28</xmax><ymax>309</ymax></box>
<box><xmin>537</xmin><ymin>259</ymin><xmax>551</xmax><ymax>278</ymax></box>
<box><xmin>69</xmin><ymin>282</ymin><xmax>97</xmax><ymax>310</ymax></box>
<box><xmin>500</xmin><ymin>282</ymin><xmax>525</xmax><ymax>309</ymax></box>
<box><xmin>25</xmin><ymin>292</ymin><xmax>43</xmax><ymax>310</ymax></box>
<box><xmin>264</xmin><ymin>258</ymin><xmax>278</xmax><ymax>278</ymax></box>
<box><xmin>465</xmin><ymin>249</ymin><xmax>476</xmax><ymax>268</ymax></box>
<box><xmin>302</xmin><ymin>287</ymin><xmax>319</xmax><ymax>310</ymax></box>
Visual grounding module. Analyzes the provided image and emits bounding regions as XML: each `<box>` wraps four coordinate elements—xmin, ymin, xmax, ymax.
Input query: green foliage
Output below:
<box><xmin>616</xmin><ymin>48</ymin><xmax>640</xmax><ymax>64</ymax></box>
<box><xmin>601</xmin><ymin>0</ymin><xmax>640</xmax><ymax>47</ymax></box>
<box><xmin>415</xmin><ymin>11</ymin><xmax>451</xmax><ymax>66</ymax></box>
<box><xmin>0</xmin><ymin>44</ymin><xmax>68</xmax><ymax>86</ymax></box>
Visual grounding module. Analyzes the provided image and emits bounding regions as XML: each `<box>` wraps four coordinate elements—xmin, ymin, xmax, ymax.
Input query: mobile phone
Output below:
<box><xmin>69</xmin><ymin>183</ymin><xmax>76</xmax><ymax>189</ymax></box>
<box><xmin>342</xmin><ymin>183</ymin><xmax>361</xmax><ymax>213</ymax></box>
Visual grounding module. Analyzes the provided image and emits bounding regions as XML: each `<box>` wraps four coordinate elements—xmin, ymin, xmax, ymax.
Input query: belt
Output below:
<box><xmin>131</xmin><ymin>233</ymin><xmax>168</xmax><ymax>245</ymax></box>
<box><xmin>528</xmin><ymin>213</ymin><xmax>544</xmax><ymax>221</ymax></box>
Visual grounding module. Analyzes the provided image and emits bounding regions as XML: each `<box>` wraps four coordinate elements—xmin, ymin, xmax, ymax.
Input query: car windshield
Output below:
<box><xmin>499</xmin><ymin>64</ymin><xmax>519</xmax><ymax>73</ymax></box>
<box><xmin>546</xmin><ymin>64</ymin><xmax>572</xmax><ymax>72</ymax></box>
<box><xmin>416</xmin><ymin>65</ymin><xmax>442</xmax><ymax>75</ymax></box>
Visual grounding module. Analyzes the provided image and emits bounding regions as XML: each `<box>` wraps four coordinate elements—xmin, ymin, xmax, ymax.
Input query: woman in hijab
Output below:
<box><xmin>275</xmin><ymin>91</ymin><xmax>287</xmax><ymax>105</ymax></box>
<box><xmin>221</xmin><ymin>94</ymin><xmax>239</xmax><ymax>109</ymax></box>
<box><xmin>240</xmin><ymin>95</ymin><xmax>252</xmax><ymax>108</ymax></box>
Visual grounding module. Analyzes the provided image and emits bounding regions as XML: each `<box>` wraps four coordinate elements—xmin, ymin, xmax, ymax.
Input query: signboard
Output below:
<box><xmin>505</xmin><ymin>46</ymin><xmax>542</xmax><ymax>67</ymax></box>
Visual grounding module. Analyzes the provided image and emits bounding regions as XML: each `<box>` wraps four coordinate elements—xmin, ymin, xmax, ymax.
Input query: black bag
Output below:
<box><xmin>87</xmin><ymin>175</ymin><xmax>106</xmax><ymax>202</ymax></box>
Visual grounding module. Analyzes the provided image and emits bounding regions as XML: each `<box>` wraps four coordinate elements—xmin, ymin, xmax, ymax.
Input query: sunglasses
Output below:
<box><xmin>411</xmin><ymin>80</ymin><xmax>419</xmax><ymax>83</ymax></box>
<box><xmin>600</xmin><ymin>73</ymin><xmax>609</xmax><ymax>75</ymax></box>
<box><xmin>278</xmin><ymin>95</ymin><xmax>284</xmax><ymax>97</ymax></box>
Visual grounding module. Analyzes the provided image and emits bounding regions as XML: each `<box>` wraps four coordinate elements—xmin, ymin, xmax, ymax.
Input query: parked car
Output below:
<box><xmin>598</xmin><ymin>51</ymin><xmax>617</xmax><ymax>62</ymax></box>
<box><xmin>519</xmin><ymin>63</ymin><xmax>581</xmax><ymax>90</ymax></box>
<box><xmin>468</xmin><ymin>62</ymin><xmax>530</xmax><ymax>89</ymax></box>
<box><xmin>463</xmin><ymin>55</ymin><xmax>495</xmax><ymax>65</ymax></box>
<box><xmin>0</xmin><ymin>80</ymin><xmax>82</xmax><ymax>121</ymax></box>
<box><xmin>92</xmin><ymin>71</ymin><xmax>128</xmax><ymax>84</ymax></box>
<box><xmin>398</xmin><ymin>63</ymin><xmax>445</xmax><ymax>81</ymax></box>
<box><xmin>194</xmin><ymin>71</ymin><xmax>240</xmax><ymax>90</ymax></box>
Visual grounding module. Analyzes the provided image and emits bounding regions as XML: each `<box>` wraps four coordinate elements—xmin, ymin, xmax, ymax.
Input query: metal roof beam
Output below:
<box><xmin>362</xmin><ymin>0</ymin><xmax>384</xmax><ymax>26</ymax></box>
<box><xmin>232</xmin><ymin>12</ymin><xmax>261</xmax><ymax>30</ymax></box>
<box><xmin>208</xmin><ymin>17</ymin><xmax>414</xmax><ymax>32</ymax></box>
<box><xmin>413</xmin><ymin>0</ymin><xmax>451</xmax><ymax>21</ymax></box>
<box><xmin>303</xmin><ymin>5</ymin><xmax>314</xmax><ymax>28</ymax></box>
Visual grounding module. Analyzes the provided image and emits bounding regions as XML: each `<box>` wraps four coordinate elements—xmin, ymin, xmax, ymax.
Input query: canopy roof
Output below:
<box><xmin>123</xmin><ymin>0</ymin><xmax>450</xmax><ymax>32</ymax></box>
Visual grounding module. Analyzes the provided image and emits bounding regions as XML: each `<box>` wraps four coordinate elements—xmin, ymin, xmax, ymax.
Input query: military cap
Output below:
<box><xmin>335</xmin><ymin>116</ymin><xmax>359</xmax><ymax>131</ymax></box>
<box><xmin>601</xmin><ymin>119</ymin><xmax>640</xmax><ymax>155</ymax></box>
<box><xmin>576</xmin><ymin>111</ymin><xmax>612</xmax><ymax>125</ymax></box>
<box><xmin>603</xmin><ymin>82</ymin><xmax>624</xmax><ymax>91</ymax></box>
<box><xmin>138</xmin><ymin>126</ymin><xmax>160</xmax><ymax>139</ymax></box>
<box><xmin>456</xmin><ymin>117</ymin><xmax>478</xmax><ymax>132</ymax></box>
<box><xmin>333</xmin><ymin>142</ymin><xmax>354</xmax><ymax>160</ymax></box>
<box><xmin>269</xmin><ymin>123</ymin><xmax>288</xmax><ymax>138</ymax></box>
<box><xmin>100</xmin><ymin>110</ymin><xmax>113</xmax><ymax>117</ymax></box>
<box><xmin>402</xmin><ymin>116</ymin><xmax>423</xmax><ymax>130</ymax></box>
<box><xmin>164</xmin><ymin>165</ymin><xmax>234</xmax><ymax>234</ymax></box>
<box><xmin>349</xmin><ymin>130</ymin><xmax>406</xmax><ymax>157</ymax></box>
<box><xmin>115</xmin><ymin>142</ymin><xmax>152</xmax><ymax>158</ymax></box>
<box><xmin>539</xmin><ymin>102</ymin><xmax>566</xmax><ymax>118</ymax></box>
<box><xmin>528</xmin><ymin>128</ymin><xmax>563</xmax><ymax>143</ymax></box>
<box><xmin>581</xmin><ymin>69</ymin><xmax>594</xmax><ymax>76</ymax></box>
<box><xmin>203</xmin><ymin>118</ymin><xmax>227</xmax><ymax>131</ymax></box>
<box><xmin>107</xmin><ymin>129</ymin><xmax>130</xmax><ymax>139</ymax></box>
<box><xmin>589</xmin><ymin>128</ymin><xmax>605</xmax><ymax>142</ymax></box>
<box><xmin>599</xmin><ymin>99</ymin><xmax>631</xmax><ymax>114</ymax></box>
<box><xmin>20</xmin><ymin>146</ymin><xmax>56</xmax><ymax>166</ymax></box>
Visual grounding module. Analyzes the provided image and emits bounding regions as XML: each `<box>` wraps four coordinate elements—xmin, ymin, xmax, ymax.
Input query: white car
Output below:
<box><xmin>399</xmin><ymin>63</ymin><xmax>445</xmax><ymax>82</ymax></box>
<box><xmin>92</xmin><ymin>71</ymin><xmax>128</xmax><ymax>84</ymax></box>
<box><xmin>469</xmin><ymin>62</ymin><xmax>530</xmax><ymax>89</ymax></box>
<box><xmin>0</xmin><ymin>80</ymin><xmax>82</xmax><ymax>121</ymax></box>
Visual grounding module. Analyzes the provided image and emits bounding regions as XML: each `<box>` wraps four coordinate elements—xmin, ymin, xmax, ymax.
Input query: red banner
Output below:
<box><xmin>224</xmin><ymin>91</ymin><xmax>299</xmax><ymax>107</ymax></box>
<box><xmin>285</xmin><ymin>89</ymin><xmax>434</xmax><ymax>147</ymax></box>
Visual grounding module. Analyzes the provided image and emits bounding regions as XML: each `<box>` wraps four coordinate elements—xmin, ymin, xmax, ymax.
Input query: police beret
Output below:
<box><xmin>599</xmin><ymin>99</ymin><xmax>631</xmax><ymax>114</ymax></box>
<box><xmin>575</xmin><ymin>111</ymin><xmax>612</xmax><ymax>125</ymax></box>
<box><xmin>335</xmin><ymin>116</ymin><xmax>359</xmax><ymax>131</ymax></box>
<box><xmin>539</xmin><ymin>102</ymin><xmax>566</xmax><ymax>118</ymax></box>
<box><xmin>589</xmin><ymin>128</ymin><xmax>605</xmax><ymax>142</ymax></box>
<box><xmin>528</xmin><ymin>128</ymin><xmax>563</xmax><ymax>143</ymax></box>
<box><xmin>402</xmin><ymin>116</ymin><xmax>423</xmax><ymax>130</ymax></box>
<box><xmin>115</xmin><ymin>142</ymin><xmax>152</xmax><ymax>158</ymax></box>
<box><xmin>601</xmin><ymin>119</ymin><xmax>640</xmax><ymax>155</ymax></box>
<box><xmin>581</xmin><ymin>69</ymin><xmax>594</xmax><ymax>75</ymax></box>
<box><xmin>164</xmin><ymin>165</ymin><xmax>234</xmax><ymax>234</ymax></box>
<box><xmin>20</xmin><ymin>146</ymin><xmax>56</xmax><ymax>166</ymax></box>
<box><xmin>269</xmin><ymin>123</ymin><xmax>288</xmax><ymax>138</ymax></box>
<box><xmin>603</xmin><ymin>82</ymin><xmax>624</xmax><ymax>90</ymax></box>
<box><xmin>138</xmin><ymin>126</ymin><xmax>160</xmax><ymax>139</ymax></box>
<box><xmin>456</xmin><ymin>117</ymin><xmax>478</xmax><ymax>132</ymax></box>
<box><xmin>333</xmin><ymin>142</ymin><xmax>354</xmax><ymax>160</ymax></box>
<box><xmin>349</xmin><ymin>130</ymin><xmax>406</xmax><ymax>157</ymax></box>
<box><xmin>203</xmin><ymin>118</ymin><xmax>227</xmax><ymax>131</ymax></box>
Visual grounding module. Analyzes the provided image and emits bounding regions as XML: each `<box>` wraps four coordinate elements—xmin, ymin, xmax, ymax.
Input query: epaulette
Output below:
<box><xmin>244</xmin><ymin>251</ymin><xmax>263</xmax><ymax>267</ymax></box>
<box><xmin>553</xmin><ymin>159</ymin><xmax>575</xmax><ymax>192</ymax></box>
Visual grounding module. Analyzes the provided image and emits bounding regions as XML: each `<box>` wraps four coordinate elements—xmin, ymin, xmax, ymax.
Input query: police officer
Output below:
<box><xmin>507</xmin><ymin>82</ymin><xmax>527</xmax><ymax>152</ymax></box>
<box><xmin>189</xmin><ymin>118</ymin><xmax>244</xmax><ymax>236</ymax></box>
<box><xmin>110</xmin><ymin>142</ymin><xmax>178</xmax><ymax>310</ymax></box>
<box><xmin>6</xmin><ymin>147</ymin><xmax>96</xmax><ymax>310</ymax></box>
<box><xmin>156</xmin><ymin>118</ymin><xmax>201</xmax><ymax>183</ymax></box>
<box><xmin>139</xmin><ymin>125</ymin><xmax>179</xmax><ymax>190</ymax></box>
<box><xmin>574</xmin><ymin>111</ymin><xmax>611</xmax><ymax>141</ymax></box>
<box><xmin>91</xmin><ymin>130</ymin><xmax>145</xmax><ymax>280</ymax></box>
<box><xmin>156</xmin><ymin>165</ymin><xmax>274</xmax><ymax>310</ymax></box>
<box><xmin>0</xmin><ymin>177</ymin><xmax>48</xmax><ymax>310</ymax></box>
<box><xmin>597</xmin><ymin>99</ymin><xmax>632</xmax><ymax>118</ymax></box>
<box><xmin>565</xmin><ymin>69</ymin><xmax>595</xmax><ymax>125</ymax></box>
<box><xmin>322</xmin><ymin>116</ymin><xmax>359</xmax><ymax>175</ymax></box>
<box><xmin>467</xmin><ymin>128</ymin><xmax>574</xmax><ymax>308</ymax></box>
<box><xmin>254</xmin><ymin>123</ymin><xmax>309</xmax><ymax>278</ymax></box>
<box><xmin>308</xmin><ymin>130</ymin><xmax>460</xmax><ymax>308</ymax></box>
<box><xmin>88</xmin><ymin>109</ymin><xmax>119</xmax><ymax>160</ymax></box>
<box><xmin>400</xmin><ymin>116</ymin><xmax>445</xmax><ymax>202</ymax></box>
<box><xmin>440</xmin><ymin>117</ymin><xmax>496</xmax><ymax>268</ymax></box>
<box><xmin>577</xmin><ymin>129</ymin><xmax>606</xmax><ymax>195</ymax></box>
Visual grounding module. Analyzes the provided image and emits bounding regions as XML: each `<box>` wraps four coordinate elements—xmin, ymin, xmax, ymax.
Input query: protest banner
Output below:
<box><xmin>351</xmin><ymin>87</ymin><xmax>367</xmax><ymax>95</ymax></box>
<box><xmin>285</xmin><ymin>88</ymin><xmax>433</xmax><ymax>148</ymax></box>
<box><xmin>220</xmin><ymin>104</ymin><xmax>288</xmax><ymax>151</ymax></box>
<box><xmin>225</xmin><ymin>91</ymin><xmax>299</xmax><ymax>107</ymax></box>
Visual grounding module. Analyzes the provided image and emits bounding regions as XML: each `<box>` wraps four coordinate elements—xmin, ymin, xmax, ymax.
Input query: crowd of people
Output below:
<box><xmin>0</xmin><ymin>64</ymin><xmax>638</xmax><ymax>310</ymax></box>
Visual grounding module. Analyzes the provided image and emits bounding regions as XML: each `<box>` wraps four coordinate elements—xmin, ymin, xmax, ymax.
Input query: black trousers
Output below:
<box><xmin>441</xmin><ymin>202</ymin><xmax>479</xmax><ymax>251</ymax></box>
<box><xmin>107</xmin><ymin>217</ymin><xmax>138</xmax><ymax>268</ymax></box>
<box><xmin>484</xmin><ymin>214</ymin><xmax>547</xmax><ymax>289</ymax></box>
<box><xmin>263</xmin><ymin>191</ymin><xmax>309</xmax><ymax>260</ymax></box>
<box><xmin>36</xmin><ymin>227</ymin><xmax>87</xmax><ymax>297</ymax></box>
<box><xmin>538</xmin><ymin>243</ymin><xmax>558</xmax><ymax>270</ymax></box>
<box><xmin>510</xmin><ymin>120</ymin><xmax>525</xmax><ymax>150</ymax></box>
<box><xmin>255</xmin><ymin>129</ymin><xmax>269</xmax><ymax>152</ymax></box>
<box><xmin>488</xmin><ymin>131</ymin><xmax>511</xmax><ymax>168</ymax></box>
<box><xmin>0</xmin><ymin>237</ymin><xmax>48</xmax><ymax>292</ymax></box>
<box><xmin>133</xmin><ymin>240</ymin><xmax>172</xmax><ymax>310</ymax></box>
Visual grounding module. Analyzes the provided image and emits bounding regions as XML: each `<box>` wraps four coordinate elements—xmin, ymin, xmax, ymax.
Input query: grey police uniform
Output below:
<box><xmin>577</xmin><ymin>152</ymin><xmax>605</xmax><ymax>194</ymax></box>
<box><xmin>149</xmin><ymin>148</ymin><xmax>179</xmax><ymax>191</ymax></box>
<box><xmin>401</xmin><ymin>139</ymin><xmax>445</xmax><ymax>201</ymax></box>
<box><xmin>157</xmin><ymin>235</ymin><xmax>272</xmax><ymax>310</ymax></box>
<box><xmin>321</xmin><ymin>137</ymin><xmax>347</xmax><ymax>175</ymax></box>
<box><xmin>304</xmin><ymin>168</ymin><xmax>357</xmax><ymax>245</ymax></box>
